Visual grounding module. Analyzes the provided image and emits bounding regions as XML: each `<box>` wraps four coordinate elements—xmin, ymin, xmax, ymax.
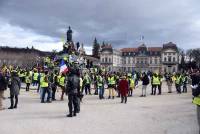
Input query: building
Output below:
<box><xmin>0</xmin><ymin>46</ymin><xmax>51</xmax><ymax>68</ymax></box>
<box><xmin>100</xmin><ymin>42</ymin><xmax>179</xmax><ymax>73</ymax></box>
<box><xmin>100</xmin><ymin>44</ymin><xmax>122</xmax><ymax>71</ymax></box>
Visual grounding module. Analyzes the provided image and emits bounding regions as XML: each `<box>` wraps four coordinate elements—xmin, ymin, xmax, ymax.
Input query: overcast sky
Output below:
<box><xmin>0</xmin><ymin>0</ymin><xmax>200</xmax><ymax>54</ymax></box>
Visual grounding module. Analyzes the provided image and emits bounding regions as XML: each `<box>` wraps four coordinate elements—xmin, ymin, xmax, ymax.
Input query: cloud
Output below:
<box><xmin>0</xmin><ymin>0</ymin><xmax>200</xmax><ymax>53</ymax></box>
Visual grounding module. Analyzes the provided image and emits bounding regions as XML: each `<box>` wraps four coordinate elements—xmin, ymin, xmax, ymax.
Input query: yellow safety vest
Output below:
<box><xmin>59</xmin><ymin>76</ymin><xmax>65</xmax><ymax>87</ymax></box>
<box><xmin>33</xmin><ymin>73</ymin><xmax>39</xmax><ymax>81</ymax></box>
<box><xmin>193</xmin><ymin>96</ymin><xmax>200</xmax><ymax>106</ymax></box>
<box><xmin>25</xmin><ymin>75</ymin><xmax>31</xmax><ymax>83</ymax></box>
<box><xmin>153</xmin><ymin>76</ymin><xmax>160</xmax><ymax>85</ymax></box>
<box><xmin>130</xmin><ymin>79</ymin><xmax>135</xmax><ymax>88</ymax></box>
<box><xmin>175</xmin><ymin>76</ymin><xmax>182</xmax><ymax>84</ymax></box>
<box><xmin>110</xmin><ymin>76</ymin><xmax>115</xmax><ymax>85</ymax></box>
<box><xmin>85</xmin><ymin>76</ymin><xmax>90</xmax><ymax>84</ymax></box>
<box><xmin>97</xmin><ymin>76</ymin><xmax>103</xmax><ymax>87</ymax></box>
<box><xmin>40</xmin><ymin>75</ymin><xmax>48</xmax><ymax>88</ymax></box>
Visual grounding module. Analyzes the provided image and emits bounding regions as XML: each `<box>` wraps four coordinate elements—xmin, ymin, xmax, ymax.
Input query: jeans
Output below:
<box><xmin>68</xmin><ymin>93</ymin><xmax>78</xmax><ymax>115</ymax></box>
<box><xmin>0</xmin><ymin>91</ymin><xmax>4</xmax><ymax>108</ymax></box>
<box><xmin>175</xmin><ymin>84</ymin><xmax>181</xmax><ymax>93</ymax></box>
<box><xmin>10</xmin><ymin>95</ymin><xmax>18</xmax><ymax>108</ymax></box>
<box><xmin>197</xmin><ymin>106</ymin><xmax>200</xmax><ymax>134</ymax></box>
<box><xmin>98</xmin><ymin>86</ymin><xmax>104</xmax><ymax>99</ymax></box>
<box><xmin>142</xmin><ymin>85</ymin><xmax>147</xmax><ymax>96</ymax></box>
<box><xmin>41</xmin><ymin>87</ymin><xmax>51</xmax><ymax>102</ymax></box>
<box><xmin>85</xmin><ymin>84</ymin><xmax>91</xmax><ymax>95</ymax></box>
<box><xmin>183</xmin><ymin>84</ymin><xmax>187</xmax><ymax>93</ymax></box>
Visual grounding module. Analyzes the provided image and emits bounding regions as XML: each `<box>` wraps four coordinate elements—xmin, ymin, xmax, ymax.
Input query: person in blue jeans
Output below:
<box><xmin>41</xmin><ymin>71</ymin><xmax>51</xmax><ymax>103</ymax></box>
<box><xmin>97</xmin><ymin>74</ymin><xmax>104</xmax><ymax>99</ymax></box>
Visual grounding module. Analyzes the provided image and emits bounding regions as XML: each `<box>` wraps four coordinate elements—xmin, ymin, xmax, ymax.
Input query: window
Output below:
<box><xmin>132</xmin><ymin>58</ymin><xmax>135</xmax><ymax>64</ymax></box>
<box><xmin>105</xmin><ymin>57</ymin><xmax>107</xmax><ymax>63</ymax></box>
<box><xmin>164</xmin><ymin>57</ymin><xmax>167</xmax><ymax>62</ymax></box>
<box><xmin>102</xmin><ymin>58</ymin><xmax>104</xmax><ymax>62</ymax></box>
<box><xmin>109</xmin><ymin>58</ymin><xmax>111</xmax><ymax>63</ymax></box>
<box><xmin>169</xmin><ymin>53</ymin><xmax>171</xmax><ymax>55</ymax></box>
<box><xmin>137</xmin><ymin>59</ymin><xmax>139</xmax><ymax>63</ymax></box>
<box><xmin>168</xmin><ymin>56</ymin><xmax>171</xmax><ymax>62</ymax></box>
<box><xmin>128</xmin><ymin>57</ymin><xmax>130</xmax><ymax>64</ymax></box>
<box><xmin>164</xmin><ymin>52</ymin><xmax>167</xmax><ymax>55</ymax></box>
<box><xmin>173</xmin><ymin>67</ymin><xmax>176</xmax><ymax>72</ymax></box>
<box><xmin>150</xmin><ymin>58</ymin><xmax>152</xmax><ymax>64</ymax></box>
<box><xmin>145</xmin><ymin>59</ymin><xmax>147</xmax><ymax>64</ymax></box>
<box><xmin>155</xmin><ymin>58</ymin><xmax>157</xmax><ymax>64</ymax></box>
<box><xmin>173</xmin><ymin>57</ymin><xmax>175</xmax><ymax>62</ymax></box>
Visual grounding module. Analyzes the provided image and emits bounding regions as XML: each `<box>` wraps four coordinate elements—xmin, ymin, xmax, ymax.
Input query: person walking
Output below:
<box><xmin>51</xmin><ymin>71</ymin><xmax>58</xmax><ymax>101</ymax></box>
<box><xmin>107</xmin><ymin>74</ymin><xmax>115</xmax><ymax>99</ymax></box>
<box><xmin>8</xmin><ymin>70</ymin><xmax>21</xmax><ymax>109</ymax></box>
<box><xmin>97</xmin><ymin>74</ymin><xmax>104</xmax><ymax>99</ymax></box>
<box><xmin>0</xmin><ymin>69</ymin><xmax>7</xmax><ymax>110</ymax></box>
<box><xmin>175</xmin><ymin>73</ymin><xmax>182</xmax><ymax>94</ymax></box>
<box><xmin>84</xmin><ymin>74</ymin><xmax>91</xmax><ymax>95</ymax></box>
<box><xmin>59</xmin><ymin>73</ymin><xmax>66</xmax><ymax>101</ymax></box>
<box><xmin>25</xmin><ymin>71</ymin><xmax>31</xmax><ymax>91</ymax></box>
<box><xmin>41</xmin><ymin>71</ymin><xmax>51</xmax><ymax>103</ymax></box>
<box><xmin>118</xmin><ymin>76</ymin><xmax>129</xmax><ymax>104</ymax></box>
<box><xmin>191</xmin><ymin>69</ymin><xmax>200</xmax><ymax>134</ymax></box>
<box><xmin>152</xmin><ymin>73</ymin><xmax>160</xmax><ymax>95</ymax></box>
<box><xmin>182</xmin><ymin>73</ymin><xmax>188</xmax><ymax>93</ymax></box>
<box><xmin>166</xmin><ymin>73</ymin><xmax>173</xmax><ymax>93</ymax></box>
<box><xmin>66</xmin><ymin>67</ymin><xmax>80</xmax><ymax>117</ymax></box>
<box><xmin>140</xmin><ymin>72</ymin><xmax>149</xmax><ymax>97</ymax></box>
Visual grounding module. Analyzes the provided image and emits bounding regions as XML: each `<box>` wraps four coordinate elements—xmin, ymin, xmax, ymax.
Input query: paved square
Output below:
<box><xmin>0</xmin><ymin>83</ymin><xmax>198</xmax><ymax>134</ymax></box>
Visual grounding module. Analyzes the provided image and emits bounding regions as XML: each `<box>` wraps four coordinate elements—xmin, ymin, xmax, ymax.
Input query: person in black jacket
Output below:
<box><xmin>140</xmin><ymin>72</ymin><xmax>149</xmax><ymax>97</ymax></box>
<box><xmin>8</xmin><ymin>70</ymin><xmax>21</xmax><ymax>109</ymax></box>
<box><xmin>66</xmin><ymin>64</ymin><xmax>80</xmax><ymax>117</ymax></box>
<box><xmin>0</xmin><ymin>69</ymin><xmax>7</xmax><ymax>110</ymax></box>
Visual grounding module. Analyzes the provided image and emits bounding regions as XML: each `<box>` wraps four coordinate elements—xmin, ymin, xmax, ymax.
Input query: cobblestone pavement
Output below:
<box><xmin>0</xmin><ymin>83</ymin><xmax>198</xmax><ymax>134</ymax></box>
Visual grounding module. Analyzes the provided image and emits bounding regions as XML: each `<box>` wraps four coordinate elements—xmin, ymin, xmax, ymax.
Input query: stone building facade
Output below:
<box><xmin>0</xmin><ymin>47</ymin><xmax>51</xmax><ymax>68</ymax></box>
<box><xmin>100</xmin><ymin>42</ymin><xmax>179</xmax><ymax>73</ymax></box>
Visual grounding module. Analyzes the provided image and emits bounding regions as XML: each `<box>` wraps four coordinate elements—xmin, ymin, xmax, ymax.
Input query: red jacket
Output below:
<box><xmin>119</xmin><ymin>79</ymin><xmax>129</xmax><ymax>96</ymax></box>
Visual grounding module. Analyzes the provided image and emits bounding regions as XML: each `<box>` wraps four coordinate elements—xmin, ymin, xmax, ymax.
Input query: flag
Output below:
<box><xmin>59</xmin><ymin>60</ymin><xmax>68</xmax><ymax>74</ymax></box>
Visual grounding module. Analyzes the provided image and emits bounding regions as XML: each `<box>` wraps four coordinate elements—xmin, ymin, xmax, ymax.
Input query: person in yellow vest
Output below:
<box><xmin>59</xmin><ymin>73</ymin><xmax>66</xmax><ymax>101</ymax></box>
<box><xmin>41</xmin><ymin>71</ymin><xmax>51</xmax><ymax>103</ymax></box>
<box><xmin>182</xmin><ymin>73</ymin><xmax>188</xmax><ymax>93</ymax></box>
<box><xmin>25</xmin><ymin>71</ymin><xmax>32</xmax><ymax>91</ymax></box>
<box><xmin>32</xmin><ymin>70</ymin><xmax>39</xmax><ymax>87</ymax></box>
<box><xmin>97</xmin><ymin>74</ymin><xmax>104</xmax><ymax>99</ymax></box>
<box><xmin>107</xmin><ymin>74</ymin><xmax>116</xmax><ymax>99</ymax></box>
<box><xmin>191</xmin><ymin>69</ymin><xmax>200</xmax><ymax>133</ymax></box>
<box><xmin>152</xmin><ymin>73</ymin><xmax>160</xmax><ymax>95</ymax></box>
<box><xmin>158</xmin><ymin>73</ymin><xmax>163</xmax><ymax>95</ymax></box>
<box><xmin>175</xmin><ymin>73</ymin><xmax>182</xmax><ymax>94</ymax></box>
<box><xmin>51</xmin><ymin>71</ymin><xmax>58</xmax><ymax>101</ymax></box>
<box><xmin>128</xmin><ymin>74</ymin><xmax>135</xmax><ymax>96</ymax></box>
<box><xmin>83</xmin><ymin>74</ymin><xmax>91</xmax><ymax>95</ymax></box>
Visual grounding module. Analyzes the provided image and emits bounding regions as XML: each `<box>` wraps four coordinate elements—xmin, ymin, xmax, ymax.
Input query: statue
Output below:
<box><xmin>67</xmin><ymin>26</ymin><xmax>73</xmax><ymax>42</ymax></box>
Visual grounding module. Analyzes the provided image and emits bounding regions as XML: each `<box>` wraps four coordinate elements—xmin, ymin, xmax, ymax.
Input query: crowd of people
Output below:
<box><xmin>0</xmin><ymin>62</ymin><xmax>197</xmax><ymax>117</ymax></box>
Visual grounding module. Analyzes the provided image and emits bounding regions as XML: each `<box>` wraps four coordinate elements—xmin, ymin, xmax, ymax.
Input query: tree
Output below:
<box><xmin>186</xmin><ymin>48</ymin><xmax>200</xmax><ymax>68</ymax></box>
<box><xmin>92</xmin><ymin>37</ymin><xmax>100</xmax><ymax>58</ymax></box>
<box><xmin>179</xmin><ymin>51</ymin><xmax>186</xmax><ymax>71</ymax></box>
